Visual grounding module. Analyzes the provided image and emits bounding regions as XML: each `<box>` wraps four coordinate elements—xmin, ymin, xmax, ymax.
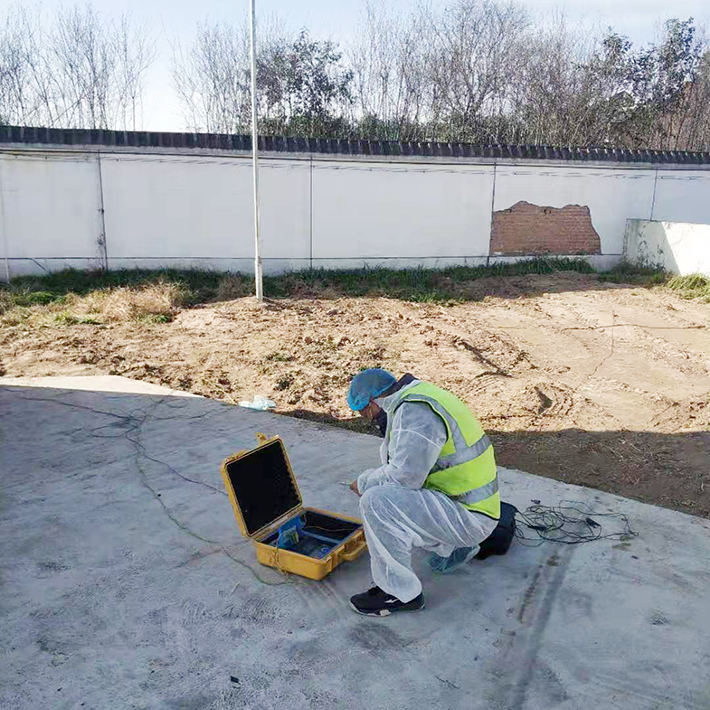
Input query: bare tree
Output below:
<box><xmin>421</xmin><ymin>0</ymin><xmax>530</xmax><ymax>142</ymax></box>
<box><xmin>673</xmin><ymin>50</ymin><xmax>710</xmax><ymax>150</ymax></box>
<box><xmin>348</xmin><ymin>1</ymin><xmax>430</xmax><ymax>140</ymax></box>
<box><xmin>3</xmin><ymin>1</ymin><xmax>709</xmax><ymax>149</ymax></box>
<box><xmin>173</xmin><ymin>17</ymin><xmax>352</xmax><ymax>137</ymax></box>
<box><xmin>0</xmin><ymin>2</ymin><xmax>153</xmax><ymax>130</ymax></box>
<box><xmin>348</xmin><ymin>0</ymin><xmax>532</xmax><ymax>143</ymax></box>
<box><xmin>172</xmin><ymin>16</ymin><xmax>293</xmax><ymax>134</ymax></box>
<box><xmin>506</xmin><ymin>14</ymin><xmax>607</xmax><ymax>146</ymax></box>
<box><xmin>172</xmin><ymin>21</ymin><xmax>252</xmax><ymax>133</ymax></box>
<box><xmin>628</xmin><ymin>20</ymin><xmax>710</xmax><ymax>150</ymax></box>
<box><xmin>114</xmin><ymin>15</ymin><xmax>155</xmax><ymax>131</ymax></box>
<box><xmin>42</xmin><ymin>5</ymin><xmax>154</xmax><ymax>130</ymax></box>
<box><xmin>0</xmin><ymin>6</ymin><xmax>42</xmax><ymax>125</ymax></box>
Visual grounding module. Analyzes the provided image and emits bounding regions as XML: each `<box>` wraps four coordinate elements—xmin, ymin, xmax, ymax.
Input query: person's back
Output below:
<box><xmin>346</xmin><ymin>369</ymin><xmax>501</xmax><ymax>617</ymax></box>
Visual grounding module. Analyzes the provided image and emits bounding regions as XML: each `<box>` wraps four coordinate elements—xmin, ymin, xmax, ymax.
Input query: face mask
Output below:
<box><xmin>374</xmin><ymin>409</ymin><xmax>388</xmax><ymax>437</ymax></box>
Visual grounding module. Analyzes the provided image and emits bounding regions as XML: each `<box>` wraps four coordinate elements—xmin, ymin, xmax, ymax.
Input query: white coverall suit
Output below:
<box><xmin>357</xmin><ymin>381</ymin><xmax>498</xmax><ymax>603</ymax></box>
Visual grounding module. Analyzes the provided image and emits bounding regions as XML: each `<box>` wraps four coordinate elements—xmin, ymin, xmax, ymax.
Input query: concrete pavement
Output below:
<box><xmin>1</xmin><ymin>377</ymin><xmax>709</xmax><ymax>710</ymax></box>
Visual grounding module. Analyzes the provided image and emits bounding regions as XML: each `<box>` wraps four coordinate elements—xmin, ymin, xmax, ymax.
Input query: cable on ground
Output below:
<box><xmin>513</xmin><ymin>499</ymin><xmax>638</xmax><ymax>547</ymax></box>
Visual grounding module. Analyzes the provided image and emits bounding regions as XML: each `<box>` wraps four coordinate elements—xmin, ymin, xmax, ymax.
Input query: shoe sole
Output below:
<box><xmin>349</xmin><ymin>598</ymin><xmax>426</xmax><ymax>617</ymax></box>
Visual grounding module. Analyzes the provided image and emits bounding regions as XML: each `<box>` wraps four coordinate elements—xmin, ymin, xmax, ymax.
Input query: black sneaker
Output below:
<box><xmin>349</xmin><ymin>586</ymin><xmax>425</xmax><ymax>617</ymax></box>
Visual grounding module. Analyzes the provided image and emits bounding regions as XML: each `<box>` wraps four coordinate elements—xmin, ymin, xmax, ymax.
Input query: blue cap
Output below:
<box><xmin>347</xmin><ymin>368</ymin><xmax>397</xmax><ymax>411</ymax></box>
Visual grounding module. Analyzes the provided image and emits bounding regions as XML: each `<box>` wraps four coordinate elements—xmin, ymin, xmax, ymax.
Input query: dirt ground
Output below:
<box><xmin>1</xmin><ymin>272</ymin><xmax>708</xmax><ymax>517</ymax></box>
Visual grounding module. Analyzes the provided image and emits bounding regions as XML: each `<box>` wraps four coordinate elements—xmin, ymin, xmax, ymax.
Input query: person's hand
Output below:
<box><xmin>349</xmin><ymin>481</ymin><xmax>361</xmax><ymax>497</ymax></box>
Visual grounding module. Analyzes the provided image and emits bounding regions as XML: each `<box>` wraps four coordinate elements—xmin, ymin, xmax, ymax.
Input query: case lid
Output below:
<box><xmin>221</xmin><ymin>435</ymin><xmax>303</xmax><ymax>539</ymax></box>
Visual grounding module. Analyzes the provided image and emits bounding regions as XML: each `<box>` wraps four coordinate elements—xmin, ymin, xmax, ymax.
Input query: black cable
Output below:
<box><xmin>513</xmin><ymin>499</ymin><xmax>638</xmax><ymax>547</ymax></box>
<box><xmin>302</xmin><ymin>524</ymin><xmax>358</xmax><ymax>534</ymax></box>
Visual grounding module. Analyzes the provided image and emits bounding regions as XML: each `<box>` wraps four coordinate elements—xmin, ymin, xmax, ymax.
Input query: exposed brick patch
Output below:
<box><xmin>491</xmin><ymin>201</ymin><xmax>602</xmax><ymax>255</ymax></box>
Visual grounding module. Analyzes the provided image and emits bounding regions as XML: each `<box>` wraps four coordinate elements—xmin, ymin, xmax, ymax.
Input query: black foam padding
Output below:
<box><xmin>301</xmin><ymin>510</ymin><xmax>360</xmax><ymax>539</ymax></box>
<box><xmin>225</xmin><ymin>441</ymin><xmax>300</xmax><ymax>536</ymax></box>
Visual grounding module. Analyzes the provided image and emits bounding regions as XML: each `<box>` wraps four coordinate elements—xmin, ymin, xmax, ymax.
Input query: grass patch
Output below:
<box><xmin>50</xmin><ymin>312</ymin><xmax>103</xmax><ymax>326</ymax></box>
<box><xmin>1</xmin><ymin>257</ymin><xmax>684</xmax><ymax>330</ymax></box>
<box><xmin>11</xmin><ymin>290</ymin><xmax>62</xmax><ymax>307</ymax></box>
<box><xmin>666</xmin><ymin>273</ymin><xmax>710</xmax><ymax>301</ymax></box>
<box><xmin>70</xmin><ymin>283</ymin><xmax>191</xmax><ymax>322</ymax></box>
<box><xmin>265</xmin><ymin>351</ymin><xmax>295</xmax><ymax>363</ymax></box>
<box><xmin>136</xmin><ymin>313</ymin><xmax>174</xmax><ymax>324</ymax></box>
<box><xmin>214</xmin><ymin>274</ymin><xmax>253</xmax><ymax>301</ymax></box>
<box><xmin>7</xmin><ymin>268</ymin><xmax>217</xmax><ymax>300</ymax></box>
<box><xmin>1</xmin><ymin>257</ymin><xmax>597</xmax><ymax>312</ymax></box>
<box><xmin>600</xmin><ymin>263</ymin><xmax>710</xmax><ymax>301</ymax></box>
<box><xmin>1</xmin><ymin>306</ymin><xmax>30</xmax><ymax>325</ymax></box>
<box><xmin>0</xmin><ymin>289</ymin><xmax>13</xmax><ymax>316</ymax></box>
<box><xmin>1</xmin><ymin>278</ymin><xmax>190</xmax><ymax>327</ymax></box>
<box><xmin>263</xmin><ymin>257</ymin><xmax>596</xmax><ymax>302</ymax></box>
<box><xmin>598</xmin><ymin>262</ymin><xmax>667</xmax><ymax>285</ymax></box>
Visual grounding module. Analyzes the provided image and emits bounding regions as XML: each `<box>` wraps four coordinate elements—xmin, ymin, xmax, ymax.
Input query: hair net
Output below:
<box><xmin>347</xmin><ymin>368</ymin><xmax>397</xmax><ymax>411</ymax></box>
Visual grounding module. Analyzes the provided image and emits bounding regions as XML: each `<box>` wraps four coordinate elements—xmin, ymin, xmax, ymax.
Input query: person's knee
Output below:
<box><xmin>359</xmin><ymin>485</ymin><xmax>389</xmax><ymax>519</ymax></box>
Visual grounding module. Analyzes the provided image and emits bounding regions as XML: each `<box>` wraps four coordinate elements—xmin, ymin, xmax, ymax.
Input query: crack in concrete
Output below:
<box><xmin>128</xmin><ymin>400</ymin><xmax>290</xmax><ymax>587</ymax></box>
<box><xmin>2</xmin><ymin>387</ymin><xmax>290</xmax><ymax>587</ymax></box>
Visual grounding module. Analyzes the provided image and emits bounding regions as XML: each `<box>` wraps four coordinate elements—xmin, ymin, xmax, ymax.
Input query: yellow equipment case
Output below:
<box><xmin>220</xmin><ymin>434</ymin><xmax>367</xmax><ymax>581</ymax></box>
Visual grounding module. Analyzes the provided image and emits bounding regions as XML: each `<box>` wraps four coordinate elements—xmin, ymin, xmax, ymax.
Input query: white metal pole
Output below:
<box><xmin>249</xmin><ymin>0</ymin><xmax>264</xmax><ymax>301</ymax></box>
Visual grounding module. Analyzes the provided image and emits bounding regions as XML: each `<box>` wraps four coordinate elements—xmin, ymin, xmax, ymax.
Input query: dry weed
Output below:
<box><xmin>0</xmin><ymin>281</ymin><xmax>192</xmax><ymax>327</ymax></box>
<box><xmin>277</xmin><ymin>275</ymin><xmax>338</xmax><ymax>299</ymax></box>
<box><xmin>215</xmin><ymin>275</ymin><xmax>253</xmax><ymax>300</ymax></box>
<box><xmin>0</xmin><ymin>290</ymin><xmax>12</xmax><ymax>316</ymax></box>
<box><xmin>1</xmin><ymin>308</ymin><xmax>29</xmax><ymax>326</ymax></box>
<box><xmin>72</xmin><ymin>282</ymin><xmax>191</xmax><ymax>322</ymax></box>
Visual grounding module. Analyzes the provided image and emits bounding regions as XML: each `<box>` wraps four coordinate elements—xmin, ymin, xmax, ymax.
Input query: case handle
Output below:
<box><xmin>342</xmin><ymin>540</ymin><xmax>367</xmax><ymax>562</ymax></box>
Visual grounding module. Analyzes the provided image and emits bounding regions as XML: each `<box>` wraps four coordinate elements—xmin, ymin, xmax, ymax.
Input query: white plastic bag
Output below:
<box><xmin>239</xmin><ymin>395</ymin><xmax>276</xmax><ymax>411</ymax></box>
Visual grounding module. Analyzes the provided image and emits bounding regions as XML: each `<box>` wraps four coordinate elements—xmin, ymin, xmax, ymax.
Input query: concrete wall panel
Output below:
<box><xmin>312</xmin><ymin>163</ymin><xmax>495</xmax><ymax>259</ymax></box>
<box><xmin>652</xmin><ymin>172</ymin><xmax>710</xmax><ymax>224</ymax></box>
<box><xmin>624</xmin><ymin>219</ymin><xmax>710</xmax><ymax>276</ymax></box>
<box><xmin>0</xmin><ymin>154</ymin><xmax>101</xmax><ymax>262</ymax></box>
<box><xmin>101</xmin><ymin>155</ymin><xmax>310</xmax><ymax>260</ymax></box>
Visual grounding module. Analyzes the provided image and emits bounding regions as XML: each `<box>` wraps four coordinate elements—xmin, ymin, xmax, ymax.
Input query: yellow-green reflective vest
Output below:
<box><xmin>391</xmin><ymin>382</ymin><xmax>500</xmax><ymax>520</ymax></box>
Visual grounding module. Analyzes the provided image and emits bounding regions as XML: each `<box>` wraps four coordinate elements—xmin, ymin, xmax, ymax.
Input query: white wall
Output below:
<box><xmin>2</xmin><ymin>146</ymin><xmax>710</xmax><ymax>281</ymax></box>
<box><xmin>0</xmin><ymin>153</ymin><xmax>104</xmax><ymax>276</ymax></box>
<box><xmin>624</xmin><ymin>220</ymin><xmax>710</xmax><ymax>276</ymax></box>
<box><xmin>102</xmin><ymin>155</ymin><xmax>250</xmax><ymax>261</ymax></box>
<box><xmin>0</xmin><ymin>180</ymin><xmax>5</xmax><ymax>278</ymax></box>
<box><xmin>101</xmin><ymin>155</ymin><xmax>311</xmax><ymax>274</ymax></box>
<box><xmin>493</xmin><ymin>166</ymin><xmax>657</xmax><ymax>255</ymax></box>
<box><xmin>311</xmin><ymin>162</ymin><xmax>494</xmax><ymax>263</ymax></box>
<box><xmin>652</xmin><ymin>171</ymin><xmax>710</xmax><ymax>224</ymax></box>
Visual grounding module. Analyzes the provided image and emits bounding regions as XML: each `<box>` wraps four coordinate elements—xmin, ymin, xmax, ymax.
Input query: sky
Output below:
<box><xmin>32</xmin><ymin>0</ymin><xmax>710</xmax><ymax>131</ymax></box>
